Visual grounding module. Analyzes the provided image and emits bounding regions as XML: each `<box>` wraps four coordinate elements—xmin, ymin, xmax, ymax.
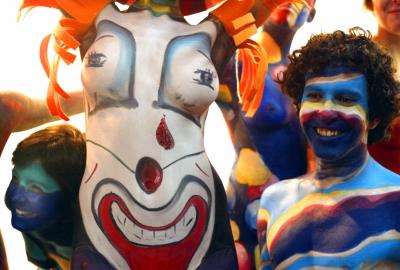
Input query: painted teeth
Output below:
<box><xmin>316</xmin><ymin>128</ymin><xmax>340</xmax><ymax>137</ymax></box>
<box><xmin>15</xmin><ymin>209</ymin><xmax>33</xmax><ymax>216</ymax></box>
<box><xmin>111</xmin><ymin>202</ymin><xmax>197</xmax><ymax>246</ymax></box>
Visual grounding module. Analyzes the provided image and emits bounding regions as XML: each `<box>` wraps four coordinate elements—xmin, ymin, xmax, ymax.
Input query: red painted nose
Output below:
<box><xmin>135</xmin><ymin>157</ymin><xmax>162</xmax><ymax>194</ymax></box>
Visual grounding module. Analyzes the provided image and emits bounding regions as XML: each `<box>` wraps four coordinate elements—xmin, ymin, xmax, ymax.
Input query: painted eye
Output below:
<box><xmin>193</xmin><ymin>68</ymin><xmax>216</xmax><ymax>90</ymax></box>
<box><xmin>86</xmin><ymin>51</ymin><xmax>107</xmax><ymax>67</ymax></box>
<box><xmin>28</xmin><ymin>184</ymin><xmax>44</xmax><ymax>194</ymax></box>
<box><xmin>306</xmin><ymin>92</ymin><xmax>323</xmax><ymax>102</ymax></box>
<box><xmin>336</xmin><ymin>95</ymin><xmax>357</xmax><ymax>106</ymax></box>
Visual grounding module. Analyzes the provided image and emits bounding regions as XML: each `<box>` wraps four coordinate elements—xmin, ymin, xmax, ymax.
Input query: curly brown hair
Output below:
<box><xmin>280</xmin><ymin>27</ymin><xmax>400</xmax><ymax>145</ymax></box>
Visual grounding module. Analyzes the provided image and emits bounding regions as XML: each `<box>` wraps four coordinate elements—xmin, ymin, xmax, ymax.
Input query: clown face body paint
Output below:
<box><xmin>5</xmin><ymin>162</ymin><xmax>64</xmax><ymax>232</ymax></box>
<box><xmin>77</xmin><ymin>5</ymin><xmax>236</xmax><ymax>270</ymax></box>
<box><xmin>300</xmin><ymin>71</ymin><xmax>369</xmax><ymax>178</ymax></box>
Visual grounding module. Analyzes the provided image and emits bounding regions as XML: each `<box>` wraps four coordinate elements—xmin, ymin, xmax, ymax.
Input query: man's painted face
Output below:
<box><xmin>5</xmin><ymin>162</ymin><xmax>65</xmax><ymax>232</ymax></box>
<box><xmin>372</xmin><ymin>0</ymin><xmax>400</xmax><ymax>35</ymax></box>
<box><xmin>299</xmin><ymin>71</ymin><xmax>369</xmax><ymax>160</ymax></box>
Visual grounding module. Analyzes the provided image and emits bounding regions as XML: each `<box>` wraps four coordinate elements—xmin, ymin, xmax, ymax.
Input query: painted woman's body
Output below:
<box><xmin>78</xmin><ymin>4</ymin><xmax>237</xmax><ymax>270</ymax></box>
<box><xmin>218</xmin><ymin>3</ymin><xmax>314</xmax><ymax>268</ymax></box>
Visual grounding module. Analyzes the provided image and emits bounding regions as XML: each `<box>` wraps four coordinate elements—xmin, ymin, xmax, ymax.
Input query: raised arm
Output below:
<box><xmin>0</xmin><ymin>90</ymin><xmax>84</xmax><ymax>156</ymax></box>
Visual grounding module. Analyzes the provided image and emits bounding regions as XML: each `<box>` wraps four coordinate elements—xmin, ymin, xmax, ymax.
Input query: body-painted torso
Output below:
<box><xmin>218</xmin><ymin>4</ymin><xmax>312</xmax><ymax>269</ymax></box>
<box><xmin>258</xmin><ymin>158</ymin><xmax>400</xmax><ymax>269</ymax></box>
<box><xmin>79</xmin><ymin>5</ymin><xmax>235</xmax><ymax>269</ymax></box>
<box><xmin>258</xmin><ymin>71</ymin><xmax>400</xmax><ymax>269</ymax></box>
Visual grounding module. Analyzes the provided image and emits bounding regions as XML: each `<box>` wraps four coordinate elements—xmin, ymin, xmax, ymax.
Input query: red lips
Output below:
<box><xmin>98</xmin><ymin>194</ymin><xmax>208</xmax><ymax>270</ymax></box>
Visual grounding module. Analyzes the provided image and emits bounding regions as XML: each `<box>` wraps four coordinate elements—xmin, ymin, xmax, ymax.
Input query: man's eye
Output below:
<box><xmin>86</xmin><ymin>51</ymin><xmax>107</xmax><ymax>67</ymax></box>
<box><xmin>28</xmin><ymin>184</ymin><xmax>44</xmax><ymax>194</ymax></box>
<box><xmin>307</xmin><ymin>92</ymin><xmax>323</xmax><ymax>102</ymax></box>
<box><xmin>336</xmin><ymin>95</ymin><xmax>357</xmax><ymax>106</ymax></box>
<box><xmin>193</xmin><ymin>68</ymin><xmax>216</xmax><ymax>90</ymax></box>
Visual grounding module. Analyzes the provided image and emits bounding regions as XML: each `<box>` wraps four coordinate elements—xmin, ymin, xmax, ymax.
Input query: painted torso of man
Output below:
<box><xmin>258</xmin><ymin>70</ymin><xmax>400</xmax><ymax>270</ymax></box>
<box><xmin>79</xmin><ymin>5</ymin><xmax>233</xmax><ymax>270</ymax></box>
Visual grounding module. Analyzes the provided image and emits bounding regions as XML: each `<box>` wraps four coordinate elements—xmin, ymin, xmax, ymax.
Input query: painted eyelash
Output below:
<box><xmin>86</xmin><ymin>51</ymin><xmax>107</xmax><ymax>67</ymax></box>
<box><xmin>193</xmin><ymin>68</ymin><xmax>216</xmax><ymax>90</ymax></box>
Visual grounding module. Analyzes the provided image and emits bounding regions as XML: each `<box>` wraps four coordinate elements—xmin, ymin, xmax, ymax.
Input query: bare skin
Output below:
<box><xmin>0</xmin><ymin>91</ymin><xmax>84</xmax><ymax>157</ymax></box>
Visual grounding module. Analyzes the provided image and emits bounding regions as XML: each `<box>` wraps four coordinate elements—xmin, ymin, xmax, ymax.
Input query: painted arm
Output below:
<box><xmin>0</xmin><ymin>91</ymin><xmax>84</xmax><ymax>156</ymax></box>
<box><xmin>256</xmin><ymin>0</ymin><xmax>316</xmax><ymax>68</ymax></box>
<box><xmin>257</xmin><ymin>206</ymin><xmax>272</xmax><ymax>270</ymax></box>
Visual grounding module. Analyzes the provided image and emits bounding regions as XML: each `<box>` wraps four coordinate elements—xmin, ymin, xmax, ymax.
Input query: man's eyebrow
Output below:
<box><xmin>95</xmin><ymin>34</ymin><xmax>115</xmax><ymax>42</ymax></box>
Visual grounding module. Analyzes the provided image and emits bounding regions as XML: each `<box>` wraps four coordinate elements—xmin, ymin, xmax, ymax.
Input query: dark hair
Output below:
<box><xmin>280</xmin><ymin>27</ymin><xmax>400</xmax><ymax>145</ymax></box>
<box><xmin>12</xmin><ymin>124</ymin><xmax>86</xmax><ymax>200</ymax></box>
<box><xmin>364</xmin><ymin>0</ymin><xmax>373</xmax><ymax>11</ymax></box>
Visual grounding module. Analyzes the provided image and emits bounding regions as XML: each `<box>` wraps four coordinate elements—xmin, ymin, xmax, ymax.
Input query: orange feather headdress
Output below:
<box><xmin>20</xmin><ymin>0</ymin><xmax>310</xmax><ymax>120</ymax></box>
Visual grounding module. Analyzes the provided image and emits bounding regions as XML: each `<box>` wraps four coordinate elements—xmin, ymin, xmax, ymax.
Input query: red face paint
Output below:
<box><xmin>98</xmin><ymin>194</ymin><xmax>208</xmax><ymax>270</ymax></box>
<box><xmin>135</xmin><ymin>157</ymin><xmax>162</xmax><ymax>194</ymax></box>
<box><xmin>156</xmin><ymin>115</ymin><xmax>175</xmax><ymax>150</ymax></box>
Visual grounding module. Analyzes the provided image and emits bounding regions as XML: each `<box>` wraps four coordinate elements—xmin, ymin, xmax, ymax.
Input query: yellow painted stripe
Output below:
<box><xmin>305</xmin><ymin>73</ymin><xmax>363</xmax><ymax>86</ymax></box>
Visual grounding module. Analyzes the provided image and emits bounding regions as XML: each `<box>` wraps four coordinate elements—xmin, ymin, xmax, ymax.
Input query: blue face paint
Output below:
<box><xmin>299</xmin><ymin>72</ymin><xmax>369</xmax><ymax>178</ymax></box>
<box><xmin>5</xmin><ymin>163</ymin><xmax>65</xmax><ymax>232</ymax></box>
<box><xmin>300</xmin><ymin>73</ymin><xmax>368</xmax><ymax>159</ymax></box>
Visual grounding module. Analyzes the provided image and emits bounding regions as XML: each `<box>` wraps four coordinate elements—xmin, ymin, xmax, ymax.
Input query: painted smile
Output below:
<box><xmin>93</xmin><ymin>177</ymin><xmax>211</xmax><ymax>270</ymax></box>
<box><xmin>111</xmin><ymin>199</ymin><xmax>197</xmax><ymax>246</ymax></box>
<box><xmin>315</xmin><ymin>128</ymin><xmax>342</xmax><ymax>137</ymax></box>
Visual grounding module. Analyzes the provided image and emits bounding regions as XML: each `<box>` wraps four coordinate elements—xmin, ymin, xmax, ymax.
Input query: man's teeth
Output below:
<box><xmin>316</xmin><ymin>128</ymin><xmax>340</xmax><ymax>137</ymax></box>
<box><xmin>15</xmin><ymin>208</ymin><xmax>33</xmax><ymax>216</ymax></box>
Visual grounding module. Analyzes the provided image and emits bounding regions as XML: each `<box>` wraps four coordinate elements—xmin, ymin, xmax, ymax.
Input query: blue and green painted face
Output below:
<box><xmin>299</xmin><ymin>69</ymin><xmax>369</xmax><ymax>160</ymax></box>
<box><xmin>5</xmin><ymin>162</ymin><xmax>65</xmax><ymax>232</ymax></box>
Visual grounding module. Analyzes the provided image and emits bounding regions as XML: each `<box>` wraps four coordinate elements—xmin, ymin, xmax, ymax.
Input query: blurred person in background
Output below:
<box><xmin>365</xmin><ymin>0</ymin><xmax>400</xmax><ymax>174</ymax></box>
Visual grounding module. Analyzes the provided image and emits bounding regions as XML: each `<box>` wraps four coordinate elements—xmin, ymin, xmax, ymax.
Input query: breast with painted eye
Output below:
<box><xmin>81</xmin><ymin>20</ymin><xmax>140</xmax><ymax>115</ymax></box>
<box><xmin>86</xmin><ymin>51</ymin><xmax>107</xmax><ymax>68</ymax></box>
<box><xmin>158</xmin><ymin>34</ymin><xmax>219</xmax><ymax>119</ymax></box>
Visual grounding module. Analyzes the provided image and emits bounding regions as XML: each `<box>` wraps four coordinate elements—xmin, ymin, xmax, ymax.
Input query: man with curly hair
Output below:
<box><xmin>257</xmin><ymin>27</ymin><xmax>400</xmax><ymax>269</ymax></box>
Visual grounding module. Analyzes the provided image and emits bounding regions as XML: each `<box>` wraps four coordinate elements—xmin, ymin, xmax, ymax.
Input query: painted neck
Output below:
<box><xmin>315</xmin><ymin>143</ymin><xmax>368</xmax><ymax>180</ymax></box>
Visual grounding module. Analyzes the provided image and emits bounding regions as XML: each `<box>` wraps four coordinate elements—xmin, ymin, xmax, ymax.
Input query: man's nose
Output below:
<box><xmin>322</xmin><ymin>99</ymin><xmax>336</xmax><ymax>110</ymax></box>
<box><xmin>317</xmin><ymin>109</ymin><xmax>340</xmax><ymax>124</ymax></box>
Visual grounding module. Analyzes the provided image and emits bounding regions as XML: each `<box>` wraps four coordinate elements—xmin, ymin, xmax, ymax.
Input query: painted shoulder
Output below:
<box><xmin>259</xmin><ymin>175</ymin><xmax>314</xmax><ymax>211</ymax></box>
<box><xmin>352</xmin><ymin>156</ymin><xmax>400</xmax><ymax>187</ymax></box>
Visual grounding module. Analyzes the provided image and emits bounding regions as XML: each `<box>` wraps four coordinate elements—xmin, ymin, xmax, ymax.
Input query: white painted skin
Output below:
<box><xmin>79</xmin><ymin>5</ymin><xmax>219</xmax><ymax>270</ymax></box>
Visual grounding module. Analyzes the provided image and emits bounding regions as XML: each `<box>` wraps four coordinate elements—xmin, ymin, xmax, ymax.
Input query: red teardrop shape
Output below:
<box><xmin>156</xmin><ymin>115</ymin><xmax>175</xmax><ymax>150</ymax></box>
<box><xmin>135</xmin><ymin>157</ymin><xmax>163</xmax><ymax>194</ymax></box>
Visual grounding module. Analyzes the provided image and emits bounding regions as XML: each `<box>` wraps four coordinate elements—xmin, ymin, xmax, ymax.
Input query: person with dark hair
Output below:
<box><xmin>4</xmin><ymin>124</ymin><xmax>85</xmax><ymax>270</ymax></box>
<box><xmin>257</xmin><ymin>28</ymin><xmax>400</xmax><ymax>269</ymax></box>
<box><xmin>0</xmin><ymin>91</ymin><xmax>83</xmax><ymax>270</ymax></box>
<box><xmin>364</xmin><ymin>0</ymin><xmax>400</xmax><ymax>174</ymax></box>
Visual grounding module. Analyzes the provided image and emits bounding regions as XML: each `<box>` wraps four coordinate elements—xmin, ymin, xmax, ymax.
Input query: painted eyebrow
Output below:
<box><xmin>197</xmin><ymin>49</ymin><xmax>211</xmax><ymax>61</ymax></box>
<box><xmin>94</xmin><ymin>34</ymin><xmax>115</xmax><ymax>42</ymax></box>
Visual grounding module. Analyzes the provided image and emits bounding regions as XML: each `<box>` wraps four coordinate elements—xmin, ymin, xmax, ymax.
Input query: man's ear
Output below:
<box><xmin>369</xmin><ymin>118</ymin><xmax>380</xmax><ymax>130</ymax></box>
